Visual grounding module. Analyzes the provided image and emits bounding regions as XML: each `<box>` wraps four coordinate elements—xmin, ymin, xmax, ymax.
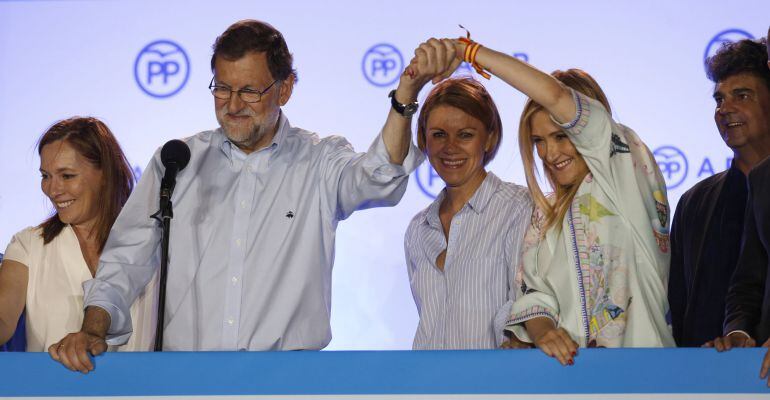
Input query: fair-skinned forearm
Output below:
<box><xmin>82</xmin><ymin>306</ymin><xmax>111</xmax><ymax>338</ymax></box>
<box><xmin>381</xmin><ymin>82</ymin><xmax>420</xmax><ymax>165</ymax></box>
<box><xmin>469</xmin><ymin>45</ymin><xmax>576</xmax><ymax>123</ymax></box>
<box><xmin>382</xmin><ymin>38</ymin><xmax>459</xmax><ymax>165</ymax></box>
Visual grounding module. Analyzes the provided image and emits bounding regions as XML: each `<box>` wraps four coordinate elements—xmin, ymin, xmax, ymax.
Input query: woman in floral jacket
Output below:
<box><xmin>449</xmin><ymin>37</ymin><xmax>674</xmax><ymax>365</ymax></box>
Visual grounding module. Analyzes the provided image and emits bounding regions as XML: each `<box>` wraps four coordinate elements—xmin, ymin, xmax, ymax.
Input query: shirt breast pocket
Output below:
<box><xmin>262</xmin><ymin>202</ymin><xmax>299</xmax><ymax>243</ymax></box>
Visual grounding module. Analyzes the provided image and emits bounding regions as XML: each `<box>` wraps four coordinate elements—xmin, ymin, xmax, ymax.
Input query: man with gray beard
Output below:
<box><xmin>49</xmin><ymin>19</ymin><xmax>456</xmax><ymax>372</ymax></box>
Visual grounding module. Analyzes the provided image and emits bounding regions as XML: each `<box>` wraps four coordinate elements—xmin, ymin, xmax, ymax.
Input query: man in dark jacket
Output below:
<box><xmin>668</xmin><ymin>36</ymin><xmax>770</xmax><ymax>347</ymax></box>
<box><xmin>709</xmin><ymin>28</ymin><xmax>770</xmax><ymax>386</ymax></box>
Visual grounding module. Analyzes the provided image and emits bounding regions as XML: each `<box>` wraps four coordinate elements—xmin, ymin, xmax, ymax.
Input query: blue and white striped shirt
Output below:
<box><xmin>404</xmin><ymin>173</ymin><xmax>532</xmax><ymax>349</ymax></box>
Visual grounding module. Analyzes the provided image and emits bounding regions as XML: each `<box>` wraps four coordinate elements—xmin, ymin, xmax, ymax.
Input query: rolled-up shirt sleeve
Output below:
<box><xmin>325</xmin><ymin>131</ymin><xmax>424</xmax><ymax>221</ymax></box>
<box><xmin>83</xmin><ymin>152</ymin><xmax>164</xmax><ymax>345</ymax></box>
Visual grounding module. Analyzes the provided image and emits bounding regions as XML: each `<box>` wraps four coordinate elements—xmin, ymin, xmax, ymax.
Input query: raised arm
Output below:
<box><xmin>330</xmin><ymin>39</ymin><xmax>461</xmax><ymax>219</ymax></box>
<box><xmin>447</xmin><ymin>40</ymin><xmax>577</xmax><ymax>124</ymax></box>
<box><xmin>382</xmin><ymin>39</ymin><xmax>462</xmax><ymax>164</ymax></box>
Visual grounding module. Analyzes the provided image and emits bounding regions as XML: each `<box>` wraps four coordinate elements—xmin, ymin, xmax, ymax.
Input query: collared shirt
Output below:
<box><xmin>404</xmin><ymin>173</ymin><xmax>532</xmax><ymax>349</ymax></box>
<box><xmin>84</xmin><ymin>113</ymin><xmax>423</xmax><ymax>350</ymax></box>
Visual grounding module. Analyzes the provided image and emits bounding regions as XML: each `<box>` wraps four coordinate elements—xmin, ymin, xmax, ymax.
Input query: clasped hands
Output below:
<box><xmin>398</xmin><ymin>38</ymin><xmax>468</xmax><ymax>99</ymax></box>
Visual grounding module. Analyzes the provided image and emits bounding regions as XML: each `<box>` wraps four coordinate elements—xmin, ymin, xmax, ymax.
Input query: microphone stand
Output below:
<box><xmin>151</xmin><ymin>165</ymin><xmax>178</xmax><ymax>351</ymax></box>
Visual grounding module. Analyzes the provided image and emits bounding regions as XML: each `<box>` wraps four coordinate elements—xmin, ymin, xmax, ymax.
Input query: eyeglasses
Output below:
<box><xmin>208</xmin><ymin>77</ymin><xmax>277</xmax><ymax>103</ymax></box>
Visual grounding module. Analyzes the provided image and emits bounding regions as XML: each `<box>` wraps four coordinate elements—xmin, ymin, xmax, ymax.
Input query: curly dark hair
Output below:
<box><xmin>706</xmin><ymin>37</ymin><xmax>770</xmax><ymax>91</ymax></box>
<box><xmin>210</xmin><ymin>19</ymin><xmax>296</xmax><ymax>81</ymax></box>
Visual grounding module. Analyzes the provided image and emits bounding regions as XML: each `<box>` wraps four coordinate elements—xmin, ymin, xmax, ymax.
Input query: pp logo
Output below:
<box><xmin>512</xmin><ymin>52</ymin><xmax>529</xmax><ymax>62</ymax></box>
<box><xmin>653</xmin><ymin>146</ymin><xmax>688</xmax><ymax>190</ymax></box>
<box><xmin>134</xmin><ymin>40</ymin><xmax>191</xmax><ymax>98</ymax></box>
<box><xmin>414</xmin><ymin>162</ymin><xmax>444</xmax><ymax>199</ymax></box>
<box><xmin>362</xmin><ymin>44</ymin><xmax>403</xmax><ymax>87</ymax></box>
<box><xmin>704</xmin><ymin>29</ymin><xmax>754</xmax><ymax>66</ymax></box>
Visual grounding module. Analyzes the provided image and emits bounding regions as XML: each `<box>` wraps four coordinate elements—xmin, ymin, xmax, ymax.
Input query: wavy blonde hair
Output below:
<box><xmin>518</xmin><ymin>69</ymin><xmax>611</xmax><ymax>233</ymax></box>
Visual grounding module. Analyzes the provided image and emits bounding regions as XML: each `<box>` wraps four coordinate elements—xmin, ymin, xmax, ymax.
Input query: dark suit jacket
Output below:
<box><xmin>669</xmin><ymin>171</ymin><xmax>729</xmax><ymax>346</ymax></box>
<box><xmin>724</xmin><ymin>157</ymin><xmax>770</xmax><ymax>343</ymax></box>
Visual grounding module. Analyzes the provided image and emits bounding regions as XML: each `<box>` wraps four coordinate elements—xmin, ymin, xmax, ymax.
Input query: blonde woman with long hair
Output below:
<box><xmin>439</xmin><ymin>36</ymin><xmax>674</xmax><ymax>364</ymax></box>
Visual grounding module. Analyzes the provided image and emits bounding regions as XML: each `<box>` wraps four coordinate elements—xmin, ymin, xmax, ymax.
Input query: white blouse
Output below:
<box><xmin>3</xmin><ymin>225</ymin><xmax>157</xmax><ymax>351</ymax></box>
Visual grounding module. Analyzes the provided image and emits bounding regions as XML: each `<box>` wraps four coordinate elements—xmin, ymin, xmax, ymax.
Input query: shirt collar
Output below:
<box><xmin>424</xmin><ymin>190</ymin><xmax>446</xmax><ymax>229</ymax></box>
<box><xmin>218</xmin><ymin>111</ymin><xmax>289</xmax><ymax>162</ymax></box>
<box><xmin>421</xmin><ymin>172</ymin><xmax>500</xmax><ymax>228</ymax></box>
<box><xmin>466</xmin><ymin>172</ymin><xmax>500</xmax><ymax>215</ymax></box>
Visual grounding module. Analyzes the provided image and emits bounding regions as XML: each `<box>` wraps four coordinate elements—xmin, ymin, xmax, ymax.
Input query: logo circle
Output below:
<box><xmin>134</xmin><ymin>40</ymin><xmax>191</xmax><ymax>98</ymax></box>
<box><xmin>414</xmin><ymin>162</ymin><xmax>444</xmax><ymax>199</ymax></box>
<box><xmin>361</xmin><ymin>43</ymin><xmax>403</xmax><ymax>87</ymax></box>
<box><xmin>703</xmin><ymin>29</ymin><xmax>754</xmax><ymax>67</ymax></box>
<box><xmin>653</xmin><ymin>146</ymin><xmax>688</xmax><ymax>190</ymax></box>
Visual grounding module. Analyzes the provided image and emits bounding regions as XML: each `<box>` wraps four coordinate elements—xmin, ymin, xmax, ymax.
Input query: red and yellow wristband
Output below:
<box><xmin>458</xmin><ymin>25</ymin><xmax>491</xmax><ymax>79</ymax></box>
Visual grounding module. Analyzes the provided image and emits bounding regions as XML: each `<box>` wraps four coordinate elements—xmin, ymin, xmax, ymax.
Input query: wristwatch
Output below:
<box><xmin>389</xmin><ymin>90</ymin><xmax>418</xmax><ymax>117</ymax></box>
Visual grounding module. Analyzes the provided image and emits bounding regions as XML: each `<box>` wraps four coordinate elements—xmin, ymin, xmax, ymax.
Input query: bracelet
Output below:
<box><xmin>458</xmin><ymin>25</ymin><xmax>491</xmax><ymax>79</ymax></box>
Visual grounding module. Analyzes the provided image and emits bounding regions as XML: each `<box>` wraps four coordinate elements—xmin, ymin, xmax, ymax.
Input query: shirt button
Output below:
<box><xmin>227</xmin><ymin>318</ymin><xmax>235</xmax><ymax>325</ymax></box>
<box><xmin>231</xmin><ymin>276</ymin><xmax>239</xmax><ymax>284</ymax></box>
<box><xmin>240</xmin><ymin>200</ymin><xmax>246</xmax><ymax>209</ymax></box>
<box><xmin>235</xmin><ymin>238</ymin><xmax>242</xmax><ymax>247</ymax></box>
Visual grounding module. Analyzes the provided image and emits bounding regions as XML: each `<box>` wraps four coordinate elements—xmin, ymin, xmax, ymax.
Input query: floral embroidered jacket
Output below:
<box><xmin>506</xmin><ymin>90</ymin><xmax>675</xmax><ymax>348</ymax></box>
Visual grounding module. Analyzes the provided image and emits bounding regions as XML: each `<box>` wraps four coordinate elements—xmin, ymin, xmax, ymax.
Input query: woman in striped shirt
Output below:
<box><xmin>403</xmin><ymin>63</ymin><xmax>533</xmax><ymax>349</ymax></box>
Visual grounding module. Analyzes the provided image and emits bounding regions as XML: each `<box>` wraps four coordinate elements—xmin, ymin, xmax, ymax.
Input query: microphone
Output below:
<box><xmin>159</xmin><ymin>139</ymin><xmax>191</xmax><ymax>207</ymax></box>
<box><xmin>154</xmin><ymin>139</ymin><xmax>190</xmax><ymax>351</ymax></box>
